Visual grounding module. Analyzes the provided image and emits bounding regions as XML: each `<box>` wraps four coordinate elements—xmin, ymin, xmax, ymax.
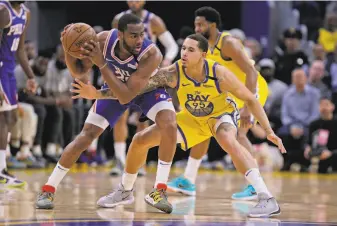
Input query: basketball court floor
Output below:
<box><xmin>1</xmin><ymin>166</ymin><xmax>337</xmax><ymax>226</ymax></box>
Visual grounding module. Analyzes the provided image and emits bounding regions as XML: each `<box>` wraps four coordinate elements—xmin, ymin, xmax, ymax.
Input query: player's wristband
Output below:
<box><xmin>99</xmin><ymin>63</ymin><xmax>107</xmax><ymax>70</ymax></box>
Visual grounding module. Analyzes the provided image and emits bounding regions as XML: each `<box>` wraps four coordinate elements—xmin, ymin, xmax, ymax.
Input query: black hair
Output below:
<box><xmin>195</xmin><ymin>6</ymin><xmax>222</xmax><ymax>29</ymax></box>
<box><xmin>118</xmin><ymin>13</ymin><xmax>142</xmax><ymax>32</ymax></box>
<box><xmin>186</xmin><ymin>34</ymin><xmax>208</xmax><ymax>52</ymax></box>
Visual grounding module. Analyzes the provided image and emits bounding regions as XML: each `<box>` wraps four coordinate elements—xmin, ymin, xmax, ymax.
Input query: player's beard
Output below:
<box><xmin>122</xmin><ymin>39</ymin><xmax>134</xmax><ymax>54</ymax></box>
<box><xmin>202</xmin><ymin>30</ymin><xmax>211</xmax><ymax>40</ymax></box>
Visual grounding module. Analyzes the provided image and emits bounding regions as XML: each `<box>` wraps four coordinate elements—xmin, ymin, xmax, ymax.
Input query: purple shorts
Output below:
<box><xmin>85</xmin><ymin>88</ymin><xmax>175</xmax><ymax>129</ymax></box>
<box><xmin>0</xmin><ymin>63</ymin><xmax>17</xmax><ymax>112</ymax></box>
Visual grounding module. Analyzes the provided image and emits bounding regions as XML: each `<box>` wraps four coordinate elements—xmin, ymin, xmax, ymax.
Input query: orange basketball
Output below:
<box><xmin>62</xmin><ymin>23</ymin><xmax>97</xmax><ymax>59</ymax></box>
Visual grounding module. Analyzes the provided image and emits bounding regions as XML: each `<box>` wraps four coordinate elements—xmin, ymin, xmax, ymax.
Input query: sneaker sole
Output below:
<box><xmin>248</xmin><ymin>207</ymin><xmax>281</xmax><ymax>218</ymax></box>
<box><xmin>97</xmin><ymin>196</ymin><xmax>134</xmax><ymax>208</ymax></box>
<box><xmin>5</xmin><ymin>182</ymin><xmax>26</xmax><ymax>189</ymax></box>
<box><xmin>144</xmin><ymin>195</ymin><xmax>172</xmax><ymax>214</ymax></box>
<box><xmin>231</xmin><ymin>194</ymin><xmax>258</xmax><ymax>201</ymax></box>
<box><xmin>167</xmin><ymin>185</ymin><xmax>196</xmax><ymax>196</ymax></box>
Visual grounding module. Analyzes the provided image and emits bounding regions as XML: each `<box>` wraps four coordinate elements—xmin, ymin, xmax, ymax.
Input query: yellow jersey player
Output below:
<box><xmin>109</xmin><ymin>0</ymin><xmax>179</xmax><ymax>176</ymax></box>
<box><xmin>167</xmin><ymin>6</ymin><xmax>269</xmax><ymax>201</ymax></box>
<box><xmin>71</xmin><ymin>34</ymin><xmax>285</xmax><ymax>217</ymax></box>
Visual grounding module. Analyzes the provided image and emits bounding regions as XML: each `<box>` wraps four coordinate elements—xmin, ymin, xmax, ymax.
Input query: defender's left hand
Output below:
<box><xmin>267</xmin><ymin>132</ymin><xmax>286</xmax><ymax>154</ymax></box>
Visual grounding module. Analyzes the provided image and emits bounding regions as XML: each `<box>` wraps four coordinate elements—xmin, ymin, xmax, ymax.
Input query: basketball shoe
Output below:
<box><xmin>36</xmin><ymin>185</ymin><xmax>55</xmax><ymax>209</ymax></box>
<box><xmin>0</xmin><ymin>169</ymin><xmax>26</xmax><ymax>188</ymax></box>
<box><xmin>144</xmin><ymin>183</ymin><xmax>172</xmax><ymax>214</ymax></box>
<box><xmin>167</xmin><ymin>176</ymin><xmax>196</xmax><ymax>196</ymax></box>
<box><xmin>232</xmin><ymin>185</ymin><xmax>257</xmax><ymax>200</ymax></box>
<box><xmin>97</xmin><ymin>183</ymin><xmax>134</xmax><ymax>208</ymax></box>
<box><xmin>248</xmin><ymin>193</ymin><xmax>281</xmax><ymax>217</ymax></box>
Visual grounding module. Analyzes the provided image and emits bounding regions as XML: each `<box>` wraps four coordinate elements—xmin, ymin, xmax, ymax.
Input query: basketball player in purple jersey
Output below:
<box><xmin>109</xmin><ymin>0</ymin><xmax>178</xmax><ymax>176</ymax></box>
<box><xmin>36</xmin><ymin>14</ymin><xmax>177</xmax><ymax>213</ymax></box>
<box><xmin>0</xmin><ymin>1</ymin><xmax>36</xmax><ymax>187</ymax></box>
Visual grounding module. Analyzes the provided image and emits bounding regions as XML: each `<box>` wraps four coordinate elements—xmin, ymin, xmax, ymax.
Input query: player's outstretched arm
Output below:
<box><xmin>71</xmin><ymin>63</ymin><xmax>178</xmax><ymax>100</ymax></box>
<box><xmin>216</xmin><ymin>65</ymin><xmax>286</xmax><ymax>153</ymax></box>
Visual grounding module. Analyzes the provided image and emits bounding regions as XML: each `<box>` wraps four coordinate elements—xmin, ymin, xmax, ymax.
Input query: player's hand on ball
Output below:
<box><xmin>80</xmin><ymin>40</ymin><xmax>105</xmax><ymax>68</ymax></box>
<box><xmin>70</xmin><ymin>78</ymin><xmax>98</xmax><ymax>100</ymax></box>
<box><xmin>267</xmin><ymin>132</ymin><xmax>286</xmax><ymax>154</ymax></box>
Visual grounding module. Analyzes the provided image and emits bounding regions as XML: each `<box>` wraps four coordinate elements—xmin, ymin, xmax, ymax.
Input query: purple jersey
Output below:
<box><xmin>0</xmin><ymin>1</ymin><xmax>27</xmax><ymax>72</ymax></box>
<box><xmin>85</xmin><ymin>29</ymin><xmax>174</xmax><ymax>129</ymax></box>
<box><xmin>102</xmin><ymin>28</ymin><xmax>156</xmax><ymax>89</ymax></box>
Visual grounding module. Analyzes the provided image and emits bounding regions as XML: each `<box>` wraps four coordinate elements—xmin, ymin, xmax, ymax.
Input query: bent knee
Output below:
<box><xmin>131</xmin><ymin>131</ymin><xmax>151</xmax><ymax>148</ymax></box>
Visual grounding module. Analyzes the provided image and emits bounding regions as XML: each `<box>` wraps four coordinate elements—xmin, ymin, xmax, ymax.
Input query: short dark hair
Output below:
<box><xmin>118</xmin><ymin>14</ymin><xmax>142</xmax><ymax>32</ymax></box>
<box><xmin>186</xmin><ymin>34</ymin><xmax>208</xmax><ymax>52</ymax></box>
<box><xmin>195</xmin><ymin>7</ymin><xmax>222</xmax><ymax>29</ymax></box>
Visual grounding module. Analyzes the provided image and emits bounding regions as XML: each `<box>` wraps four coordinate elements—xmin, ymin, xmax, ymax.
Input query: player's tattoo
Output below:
<box><xmin>96</xmin><ymin>88</ymin><xmax>116</xmax><ymax>99</ymax></box>
<box><xmin>141</xmin><ymin>66</ymin><xmax>177</xmax><ymax>93</ymax></box>
<box><xmin>96</xmin><ymin>65</ymin><xmax>177</xmax><ymax>99</ymax></box>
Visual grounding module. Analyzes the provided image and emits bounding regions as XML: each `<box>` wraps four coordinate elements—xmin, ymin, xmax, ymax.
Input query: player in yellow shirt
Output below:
<box><xmin>71</xmin><ymin>34</ymin><xmax>285</xmax><ymax>217</ymax></box>
<box><xmin>168</xmin><ymin>7</ymin><xmax>269</xmax><ymax>200</ymax></box>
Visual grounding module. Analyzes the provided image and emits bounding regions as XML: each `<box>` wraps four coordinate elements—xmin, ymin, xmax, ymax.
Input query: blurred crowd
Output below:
<box><xmin>7</xmin><ymin>1</ymin><xmax>337</xmax><ymax>174</ymax></box>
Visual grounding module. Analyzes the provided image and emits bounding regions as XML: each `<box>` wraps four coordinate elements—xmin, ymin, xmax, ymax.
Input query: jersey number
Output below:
<box><xmin>114</xmin><ymin>66</ymin><xmax>131</xmax><ymax>83</ymax></box>
<box><xmin>11</xmin><ymin>38</ymin><xmax>20</xmax><ymax>52</ymax></box>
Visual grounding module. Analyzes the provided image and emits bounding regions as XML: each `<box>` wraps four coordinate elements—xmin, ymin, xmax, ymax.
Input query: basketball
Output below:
<box><xmin>62</xmin><ymin>23</ymin><xmax>97</xmax><ymax>59</ymax></box>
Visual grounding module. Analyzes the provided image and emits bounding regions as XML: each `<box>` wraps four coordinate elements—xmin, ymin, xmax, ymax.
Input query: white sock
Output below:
<box><xmin>46</xmin><ymin>162</ymin><xmax>69</xmax><ymax>189</ymax></box>
<box><xmin>155</xmin><ymin>160</ymin><xmax>172</xmax><ymax>187</ymax></box>
<box><xmin>245</xmin><ymin>168</ymin><xmax>272</xmax><ymax>197</ymax></box>
<box><xmin>7</xmin><ymin>133</ymin><xmax>11</xmax><ymax>142</ymax></box>
<box><xmin>122</xmin><ymin>172</ymin><xmax>138</xmax><ymax>191</ymax></box>
<box><xmin>0</xmin><ymin>151</ymin><xmax>6</xmax><ymax>171</ymax></box>
<box><xmin>114</xmin><ymin>142</ymin><xmax>126</xmax><ymax>165</ymax></box>
<box><xmin>184</xmin><ymin>156</ymin><xmax>202</xmax><ymax>184</ymax></box>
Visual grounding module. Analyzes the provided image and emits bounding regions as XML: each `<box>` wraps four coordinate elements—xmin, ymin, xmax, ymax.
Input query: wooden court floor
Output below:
<box><xmin>0</xmin><ymin>166</ymin><xmax>337</xmax><ymax>226</ymax></box>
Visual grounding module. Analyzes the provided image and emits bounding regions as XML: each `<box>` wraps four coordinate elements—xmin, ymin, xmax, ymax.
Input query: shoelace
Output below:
<box><xmin>150</xmin><ymin>189</ymin><xmax>167</xmax><ymax>203</ymax></box>
<box><xmin>255</xmin><ymin>198</ymin><xmax>270</xmax><ymax>209</ymax></box>
<box><xmin>39</xmin><ymin>192</ymin><xmax>53</xmax><ymax>201</ymax></box>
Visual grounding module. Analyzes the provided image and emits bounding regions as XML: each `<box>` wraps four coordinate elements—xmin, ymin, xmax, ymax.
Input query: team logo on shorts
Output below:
<box><xmin>155</xmin><ymin>93</ymin><xmax>166</xmax><ymax>100</ymax></box>
<box><xmin>185</xmin><ymin>92</ymin><xmax>214</xmax><ymax>117</ymax></box>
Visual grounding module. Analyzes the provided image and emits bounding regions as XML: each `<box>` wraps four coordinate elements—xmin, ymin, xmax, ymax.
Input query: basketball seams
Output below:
<box><xmin>67</xmin><ymin>25</ymin><xmax>92</xmax><ymax>53</ymax></box>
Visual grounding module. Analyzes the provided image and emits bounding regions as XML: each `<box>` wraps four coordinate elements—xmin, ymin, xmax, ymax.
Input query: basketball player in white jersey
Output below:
<box><xmin>108</xmin><ymin>0</ymin><xmax>179</xmax><ymax>176</ymax></box>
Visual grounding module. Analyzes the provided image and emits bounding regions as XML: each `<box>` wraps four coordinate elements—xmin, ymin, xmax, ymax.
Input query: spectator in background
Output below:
<box><xmin>317</xmin><ymin>12</ymin><xmax>337</xmax><ymax>55</ymax></box>
<box><xmin>24</xmin><ymin>40</ymin><xmax>37</xmax><ymax>61</ymax></box>
<box><xmin>274</xmin><ymin>28</ymin><xmax>309</xmax><ymax>85</ymax></box>
<box><xmin>308</xmin><ymin>60</ymin><xmax>331</xmax><ymax>98</ymax></box>
<box><xmin>257</xmin><ymin>59</ymin><xmax>288</xmax><ymax>130</ymax></box>
<box><xmin>244</xmin><ymin>38</ymin><xmax>262</xmax><ymax>62</ymax></box>
<box><xmin>279</xmin><ymin>68</ymin><xmax>320</xmax><ymax>171</ymax></box>
<box><xmin>293</xmin><ymin>1</ymin><xmax>322</xmax><ymax>41</ymax></box>
<box><xmin>15</xmin><ymin>50</ymin><xmax>69</xmax><ymax>161</ymax></box>
<box><xmin>44</xmin><ymin>45</ymin><xmax>74</xmax><ymax>156</ymax></box>
<box><xmin>312</xmin><ymin>44</ymin><xmax>326</xmax><ymax>62</ymax></box>
<box><xmin>304</xmin><ymin>96</ymin><xmax>337</xmax><ymax>173</ymax></box>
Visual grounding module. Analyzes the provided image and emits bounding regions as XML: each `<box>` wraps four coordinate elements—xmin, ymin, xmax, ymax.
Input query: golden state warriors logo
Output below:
<box><xmin>185</xmin><ymin>91</ymin><xmax>214</xmax><ymax>117</ymax></box>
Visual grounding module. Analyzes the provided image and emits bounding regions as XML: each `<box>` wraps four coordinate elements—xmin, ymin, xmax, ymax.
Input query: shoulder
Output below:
<box><xmin>307</xmin><ymin>85</ymin><xmax>320</xmax><ymax>96</ymax></box>
<box><xmin>284</xmin><ymin>86</ymin><xmax>295</xmax><ymax>96</ymax></box>
<box><xmin>138</xmin><ymin>42</ymin><xmax>162</xmax><ymax>63</ymax></box>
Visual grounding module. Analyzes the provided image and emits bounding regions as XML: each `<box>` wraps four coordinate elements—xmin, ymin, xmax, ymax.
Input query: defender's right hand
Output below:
<box><xmin>70</xmin><ymin>78</ymin><xmax>98</xmax><ymax>100</ymax></box>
